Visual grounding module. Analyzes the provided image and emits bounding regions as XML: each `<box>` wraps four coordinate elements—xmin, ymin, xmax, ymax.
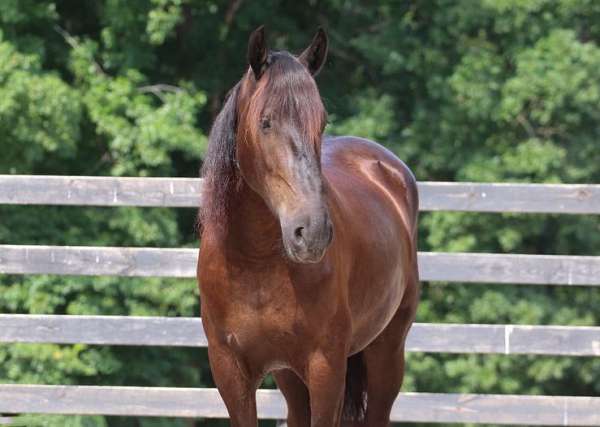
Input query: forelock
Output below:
<box><xmin>245</xmin><ymin>52</ymin><xmax>326</xmax><ymax>142</ymax></box>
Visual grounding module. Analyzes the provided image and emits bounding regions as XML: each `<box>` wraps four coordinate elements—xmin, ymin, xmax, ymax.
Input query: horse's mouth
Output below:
<box><xmin>284</xmin><ymin>245</ymin><xmax>327</xmax><ymax>264</ymax></box>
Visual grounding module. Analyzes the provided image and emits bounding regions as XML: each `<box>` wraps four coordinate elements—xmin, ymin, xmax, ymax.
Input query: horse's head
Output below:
<box><xmin>235</xmin><ymin>27</ymin><xmax>332</xmax><ymax>263</ymax></box>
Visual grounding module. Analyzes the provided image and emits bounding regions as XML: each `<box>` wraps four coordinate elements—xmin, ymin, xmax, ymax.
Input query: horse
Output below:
<box><xmin>197</xmin><ymin>26</ymin><xmax>419</xmax><ymax>427</ymax></box>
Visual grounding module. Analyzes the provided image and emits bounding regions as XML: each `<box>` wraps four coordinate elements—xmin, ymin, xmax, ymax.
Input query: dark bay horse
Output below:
<box><xmin>198</xmin><ymin>26</ymin><xmax>419</xmax><ymax>427</ymax></box>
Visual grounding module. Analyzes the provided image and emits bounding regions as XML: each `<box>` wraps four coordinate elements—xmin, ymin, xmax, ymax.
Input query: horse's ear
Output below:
<box><xmin>247</xmin><ymin>25</ymin><xmax>268</xmax><ymax>80</ymax></box>
<box><xmin>299</xmin><ymin>27</ymin><xmax>328</xmax><ymax>76</ymax></box>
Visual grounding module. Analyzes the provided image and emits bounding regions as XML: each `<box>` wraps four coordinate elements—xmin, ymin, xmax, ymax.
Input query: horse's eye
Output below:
<box><xmin>260</xmin><ymin>118</ymin><xmax>271</xmax><ymax>130</ymax></box>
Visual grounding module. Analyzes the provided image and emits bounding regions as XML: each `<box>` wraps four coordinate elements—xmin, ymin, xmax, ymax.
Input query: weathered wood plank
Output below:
<box><xmin>0</xmin><ymin>315</ymin><xmax>207</xmax><ymax>347</ymax></box>
<box><xmin>0</xmin><ymin>175</ymin><xmax>202</xmax><ymax>207</ymax></box>
<box><xmin>2</xmin><ymin>245</ymin><xmax>600</xmax><ymax>285</ymax></box>
<box><xmin>2</xmin><ymin>315</ymin><xmax>599</xmax><ymax>356</ymax></box>
<box><xmin>418</xmin><ymin>252</ymin><xmax>600</xmax><ymax>285</ymax></box>
<box><xmin>0</xmin><ymin>385</ymin><xmax>599</xmax><ymax>425</ymax></box>
<box><xmin>418</xmin><ymin>181</ymin><xmax>600</xmax><ymax>214</ymax></box>
<box><xmin>409</xmin><ymin>323</ymin><xmax>600</xmax><ymax>356</ymax></box>
<box><xmin>0</xmin><ymin>245</ymin><xmax>197</xmax><ymax>278</ymax></box>
<box><xmin>393</xmin><ymin>392</ymin><xmax>600</xmax><ymax>425</ymax></box>
<box><xmin>2</xmin><ymin>175</ymin><xmax>600</xmax><ymax>214</ymax></box>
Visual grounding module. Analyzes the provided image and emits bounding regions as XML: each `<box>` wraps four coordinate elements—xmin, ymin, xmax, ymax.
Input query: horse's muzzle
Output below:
<box><xmin>282</xmin><ymin>210</ymin><xmax>333</xmax><ymax>264</ymax></box>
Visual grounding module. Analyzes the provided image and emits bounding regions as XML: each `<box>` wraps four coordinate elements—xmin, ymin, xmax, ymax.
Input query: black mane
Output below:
<box><xmin>198</xmin><ymin>82</ymin><xmax>240</xmax><ymax>231</ymax></box>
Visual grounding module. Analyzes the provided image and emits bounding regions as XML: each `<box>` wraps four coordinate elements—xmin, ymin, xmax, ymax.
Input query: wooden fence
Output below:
<box><xmin>1</xmin><ymin>175</ymin><xmax>600</xmax><ymax>425</ymax></box>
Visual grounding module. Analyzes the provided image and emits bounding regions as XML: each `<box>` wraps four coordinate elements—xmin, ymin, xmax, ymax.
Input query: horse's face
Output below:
<box><xmin>236</xmin><ymin>27</ymin><xmax>332</xmax><ymax>264</ymax></box>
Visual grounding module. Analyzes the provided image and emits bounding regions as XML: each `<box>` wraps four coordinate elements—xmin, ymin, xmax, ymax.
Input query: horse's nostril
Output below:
<box><xmin>294</xmin><ymin>226</ymin><xmax>304</xmax><ymax>241</ymax></box>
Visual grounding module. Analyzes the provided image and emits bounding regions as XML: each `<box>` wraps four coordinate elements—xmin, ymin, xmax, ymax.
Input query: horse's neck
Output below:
<box><xmin>223</xmin><ymin>180</ymin><xmax>282</xmax><ymax>262</ymax></box>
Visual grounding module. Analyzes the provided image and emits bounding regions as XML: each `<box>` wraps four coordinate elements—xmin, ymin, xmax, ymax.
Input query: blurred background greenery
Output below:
<box><xmin>1</xmin><ymin>0</ymin><xmax>599</xmax><ymax>426</ymax></box>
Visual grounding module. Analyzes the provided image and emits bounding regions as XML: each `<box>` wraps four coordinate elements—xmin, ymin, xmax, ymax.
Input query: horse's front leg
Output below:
<box><xmin>305</xmin><ymin>349</ymin><xmax>347</xmax><ymax>427</ymax></box>
<box><xmin>207</xmin><ymin>342</ymin><xmax>259</xmax><ymax>427</ymax></box>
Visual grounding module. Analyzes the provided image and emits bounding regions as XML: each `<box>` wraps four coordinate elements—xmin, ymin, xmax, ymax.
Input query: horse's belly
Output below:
<box><xmin>323</xmin><ymin>138</ymin><xmax>417</xmax><ymax>354</ymax></box>
<box><xmin>339</xmin><ymin>183</ymin><xmax>412</xmax><ymax>353</ymax></box>
<box><xmin>348</xmin><ymin>270</ymin><xmax>406</xmax><ymax>354</ymax></box>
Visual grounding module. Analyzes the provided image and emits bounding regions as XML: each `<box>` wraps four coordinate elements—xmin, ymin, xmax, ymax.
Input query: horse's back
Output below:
<box><xmin>322</xmin><ymin>136</ymin><xmax>419</xmax><ymax>352</ymax></box>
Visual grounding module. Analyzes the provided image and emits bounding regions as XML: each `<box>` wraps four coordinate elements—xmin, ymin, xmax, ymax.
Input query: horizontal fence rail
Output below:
<box><xmin>417</xmin><ymin>181</ymin><xmax>600</xmax><ymax>214</ymax></box>
<box><xmin>1</xmin><ymin>385</ymin><xmax>599</xmax><ymax>425</ymax></box>
<box><xmin>2</xmin><ymin>245</ymin><xmax>600</xmax><ymax>285</ymax></box>
<box><xmin>1</xmin><ymin>315</ymin><xmax>600</xmax><ymax>356</ymax></box>
<box><xmin>1</xmin><ymin>175</ymin><xmax>600</xmax><ymax>213</ymax></box>
<box><xmin>0</xmin><ymin>176</ymin><xmax>203</xmax><ymax>208</ymax></box>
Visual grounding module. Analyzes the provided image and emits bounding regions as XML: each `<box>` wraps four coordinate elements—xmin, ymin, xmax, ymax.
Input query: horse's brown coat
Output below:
<box><xmin>198</xmin><ymin>27</ymin><xmax>419</xmax><ymax>427</ymax></box>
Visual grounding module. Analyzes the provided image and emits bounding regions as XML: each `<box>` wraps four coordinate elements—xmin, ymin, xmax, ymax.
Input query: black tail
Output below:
<box><xmin>343</xmin><ymin>352</ymin><xmax>367</xmax><ymax>422</ymax></box>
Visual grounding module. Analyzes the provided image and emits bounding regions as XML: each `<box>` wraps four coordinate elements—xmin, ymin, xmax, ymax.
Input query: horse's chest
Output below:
<box><xmin>215</xmin><ymin>303</ymin><xmax>304</xmax><ymax>369</ymax></box>
<box><xmin>199</xmin><ymin>249</ymin><xmax>335</xmax><ymax>364</ymax></box>
<box><xmin>203</xmin><ymin>278</ymin><xmax>297</xmax><ymax>346</ymax></box>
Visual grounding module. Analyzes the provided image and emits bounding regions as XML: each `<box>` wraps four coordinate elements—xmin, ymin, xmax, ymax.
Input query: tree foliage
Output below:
<box><xmin>1</xmin><ymin>1</ymin><xmax>599</xmax><ymax>426</ymax></box>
